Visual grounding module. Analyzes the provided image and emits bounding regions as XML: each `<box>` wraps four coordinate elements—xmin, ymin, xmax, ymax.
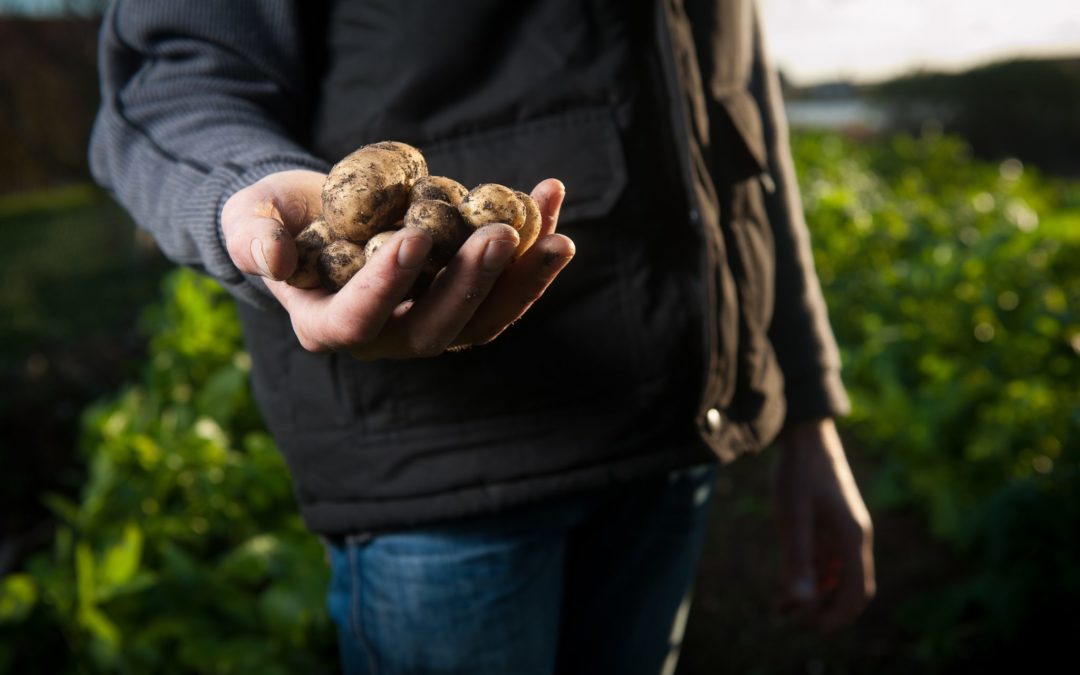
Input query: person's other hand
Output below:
<box><xmin>221</xmin><ymin>170</ymin><xmax>574</xmax><ymax>359</ymax></box>
<box><xmin>772</xmin><ymin>417</ymin><xmax>876</xmax><ymax>634</ymax></box>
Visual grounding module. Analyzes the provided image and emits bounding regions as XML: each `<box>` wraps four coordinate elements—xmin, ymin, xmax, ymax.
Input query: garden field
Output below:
<box><xmin>1</xmin><ymin>131</ymin><xmax>1077</xmax><ymax>673</ymax></box>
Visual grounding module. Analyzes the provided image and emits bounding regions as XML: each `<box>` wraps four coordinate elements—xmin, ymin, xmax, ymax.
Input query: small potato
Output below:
<box><xmin>363</xmin><ymin>230</ymin><xmax>397</xmax><ymax>261</ymax></box>
<box><xmin>286</xmin><ymin>217</ymin><xmax>334</xmax><ymax>289</ymax></box>
<box><xmin>364</xmin><ymin>141</ymin><xmax>427</xmax><ymax>182</ymax></box>
<box><xmin>458</xmin><ymin>183</ymin><xmax>526</xmax><ymax>232</ymax></box>
<box><xmin>513</xmin><ymin>190</ymin><xmax>541</xmax><ymax>259</ymax></box>
<box><xmin>317</xmin><ymin>240</ymin><xmax>367</xmax><ymax>292</ymax></box>
<box><xmin>404</xmin><ymin>199</ymin><xmax>471</xmax><ymax>267</ymax></box>
<box><xmin>361</xmin><ymin>230</ymin><xmax>438</xmax><ymax>299</ymax></box>
<box><xmin>321</xmin><ymin>141</ymin><xmax>429</xmax><ymax>242</ymax></box>
<box><xmin>411</xmin><ymin>176</ymin><xmax>468</xmax><ymax>207</ymax></box>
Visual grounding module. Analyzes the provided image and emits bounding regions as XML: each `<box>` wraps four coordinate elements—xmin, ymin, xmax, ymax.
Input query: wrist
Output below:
<box><xmin>779</xmin><ymin>416</ymin><xmax>831</xmax><ymax>444</ymax></box>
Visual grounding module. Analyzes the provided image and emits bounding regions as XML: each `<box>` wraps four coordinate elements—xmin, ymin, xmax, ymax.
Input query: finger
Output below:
<box><xmin>266</xmin><ymin>229</ymin><xmax>432</xmax><ymax>353</ymax></box>
<box><xmin>221</xmin><ymin>170</ymin><xmax>325</xmax><ymax>280</ymax></box>
<box><xmin>778</xmin><ymin>518</ymin><xmax>818</xmax><ymax>622</ymax></box>
<box><xmin>450</xmin><ymin>232</ymin><xmax>575</xmax><ymax>347</ymax></box>
<box><xmin>261</xmin><ymin>278</ymin><xmax>334</xmax><ymax>350</ymax></box>
<box><xmin>815</xmin><ymin>520</ymin><xmax>874</xmax><ymax>633</ymax></box>
<box><xmin>329</xmin><ymin>228</ymin><xmax>434</xmax><ymax>353</ymax></box>
<box><xmin>530</xmin><ymin>178</ymin><xmax>566</xmax><ymax>238</ymax></box>
<box><xmin>387</xmin><ymin>224</ymin><xmax>521</xmax><ymax>357</ymax></box>
<box><xmin>252</xmin><ymin>170</ymin><xmax>326</xmax><ymax>230</ymax></box>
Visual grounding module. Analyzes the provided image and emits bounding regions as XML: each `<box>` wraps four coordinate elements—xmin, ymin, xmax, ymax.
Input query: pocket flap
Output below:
<box><xmin>711</xmin><ymin>87</ymin><xmax>768</xmax><ymax>178</ymax></box>
<box><xmin>421</xmin><ymin>108</ymin><xmax>628</xmax><ymax>223</ymax></box>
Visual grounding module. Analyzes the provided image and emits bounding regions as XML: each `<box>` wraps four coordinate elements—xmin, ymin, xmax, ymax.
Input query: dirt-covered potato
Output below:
<box><xmin>314</xmin><ymin>140</ymin><xmax>551</xmax><ymax>298</ymax></box>
<box><xmin>286</xmin><ymin>217</ymin><xmax>334</xmax><ymax>289</ymax></box>
<box><xmin>458</xmin><ymin>184</ymin><xmax>541</xmax><ymax>259</ymax></box>
<box><xmin>365</xmin><ymin>141</ymin><xmax>427</xmax><ymax>180</ymax></box>
<box><xmin>513</xmin><ymin>190</ymin><xmax>542</xmax><ymax>259</ymax></box>
<box><xmin>317</xmin><ymin>240</ymin><xmax>366</xmax><ymax>292</ymax></box>
<box><xmin>410</xmin><ymin>176</ymin><xmax>468</xmax><ymax>207</ymax></box>
<box><xmin>321</xmin><ymin>141</ymin><xmax>428</xmax><ymax>243</ymax></box>
<box><xmin>458</xmin><ymin>183</ymin><xmax>526</xmax><ymax>232</ymax></box>
<box><xmin>363</xmin><ymin>230</ymin><xmax>397</xmax><ymax>262</ymax></box>
<box><xmin>404</xmin><ymin>199</ymin><xmax>472</xmax><ymax>267</ymax></box>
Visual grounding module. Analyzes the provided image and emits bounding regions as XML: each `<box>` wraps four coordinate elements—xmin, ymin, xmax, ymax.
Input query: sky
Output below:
<box><xmin>1</xmin><ymin>0</ymin><xmax>1078</xmax><ymax>85</ymax></box>
<box><xmin>758</xmin><ymin>0</ymin><xmax>1080</xmax><ymax>84</ymax></box>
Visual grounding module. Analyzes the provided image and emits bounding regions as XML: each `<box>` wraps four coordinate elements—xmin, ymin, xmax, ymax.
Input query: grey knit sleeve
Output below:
<box><xmin>748</xmin><ymin>8</ymin><xmax>851</xmax><ymax>422</ymax></box>
<box><xmin>88</xmin><ymin>0</ymin><xmax>330</xmax><ymax>308</ymax></box>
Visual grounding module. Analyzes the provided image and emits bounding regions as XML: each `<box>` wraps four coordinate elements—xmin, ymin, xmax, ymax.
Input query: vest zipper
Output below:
<box><xmin>653</xmin><ymin>2</ymin><xmax>723</xmax><ymax>437</ymax></box>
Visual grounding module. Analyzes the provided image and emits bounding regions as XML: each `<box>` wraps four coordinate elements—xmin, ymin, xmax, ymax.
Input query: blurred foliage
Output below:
<box><xmin>871</xmin><ymin>57</ymin><xmax>1080</xmax><ymax>175</ymax></box>
<box><xmin>0</xmin><ymin>185</ymin><xmax>165</xmax><ymax>358</ymax></box>
<box><xmin>1</xmin><ymin>130</ymin><xmax>1078</xmax><ymax>671</ymax></box>
<box><xmin>0</xmin><ymin>272</ymin><xmax>335</xmax><ymax>673</ymax></box>
<box><xmin>0</xmin><ymin>185</ymin><xmax>169</xmax><ymax>551</ymax></box>
<box><xmin>794</xmin><ymin>130</ymin><xmax>1080</xmax><ymax>664</ymax></box>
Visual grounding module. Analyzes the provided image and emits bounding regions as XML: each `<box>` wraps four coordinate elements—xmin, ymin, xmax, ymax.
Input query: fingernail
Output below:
<box><xmin>397</xmin><ymin>236</ymin><xmax>430</xmax><ymax>269</ymax></box>
<box><xmin>551</xmin><ymin>190</ymin><xmax>565</xmax><ymax>223</ymax></box>
<box><xmin>251</xmin><ymin>238</ymin><xmax>273</xmax><ymax>278</ymax></box>
<box><xmin>482</xmin><ymin>239</ymin><xmax>517</xmax><ymax>272</ymax></box>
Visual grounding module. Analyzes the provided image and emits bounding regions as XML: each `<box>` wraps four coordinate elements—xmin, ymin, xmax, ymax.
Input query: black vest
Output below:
<box><xmin>237</xmin><ymin>0</ymin><xmax>714</xmax><ymax>536</ymax></box>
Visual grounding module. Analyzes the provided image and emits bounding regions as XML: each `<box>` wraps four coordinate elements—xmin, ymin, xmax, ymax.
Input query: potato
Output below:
<box><xmin>317</xmin><ymin>240</ymin><xmax>366</xmax><ymax>292</ymax></box>
<box><xmin>365</xmin><ymin>141</ymin><xmax>427</xmax><ymax>181</ymax></box>
<box><xmin>363</xmin><ymin>230</ymin><xmax>397</xmax><ymax>261</ymax></box>
<box><xmin>458</xmin><ymin>183</ymin><xmax>526</xmax><ymax>232</ymax></box>
<box><xmin>513</xmin><ymin>190</ymin><xmax>542</xmax><ymax>259</ymax></box>
<box><xmin>321</xmin><ymin>141</ymin><xmax>428</xmax><ymax>242</ymax></box>
<box><xmin>459</xmin><ymin>184</ymin><xmax>541</xmax><ymax>259</ymax></box>
<box><xmin>286</xmin><ymin>217</ymin><xmax>334</xmax><ymax>289</ymax></box>
<box><xmin>411</xmin><ymin>176</ymin><xmax>468</xmax><ymax>207</ymax></box>
<box><xmin>315</xmin><ymin>140</ymin><xmax>550</xmax><ymax>299</ymax></box>
<box><xmin>404</xmin><ymin>199</ymin><xmax>471</xmax><ymax>267</ymax></box>
<box><xmin>363</xmin><ymin>230</ymin><xmax>441</xmax><ymax>299</ymax></box>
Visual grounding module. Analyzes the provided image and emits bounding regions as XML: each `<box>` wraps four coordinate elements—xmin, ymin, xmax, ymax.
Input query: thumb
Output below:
<box><xmin>777</xmin><ymin>503</ymin><xmax>816</xmax><ymax>607</ymax></box>
<box><xmin>221</xmin><ymin>170</ymin><xmax>325</xmax><ymax>280</ymax></box>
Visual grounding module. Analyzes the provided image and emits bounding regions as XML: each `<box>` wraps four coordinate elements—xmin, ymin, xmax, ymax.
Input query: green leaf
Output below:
<box><xmin>75</xmin><ymin>542</ymin><xmax>96</xmax><ymax>609</ymax></box>
<box><xmin>0</xmin><ymin>574</ymin><xmax>38</xmax><ymax>623</ymax></box>
<box><xmin>41</xmin><ymin>492</ymin><xmax>80</xmax><ymax>525</ymax></box>
<box><xmin>78</xmin><ymin>604</ymin><xmax>121</xmax><ymax>659</ymax></box>
<box><xmin>99</xmin><ymin>571</ymin><xmax>157</xmax><ymax>603</ymax></box>
<box><xmin>99</xmin><ymin>522</ymin><xmax>144</xmax><ymax>593</ymax></box>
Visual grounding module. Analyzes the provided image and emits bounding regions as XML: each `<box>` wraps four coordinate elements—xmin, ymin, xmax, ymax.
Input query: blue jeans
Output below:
<box><xmin>325</xmin><ymin>462</ymin><xmax>717</xmax><ymax>675</ymax></box>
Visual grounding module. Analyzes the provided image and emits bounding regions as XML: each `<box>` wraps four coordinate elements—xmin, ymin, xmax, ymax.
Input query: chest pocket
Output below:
<box><xmin>421</xmin><ymin>107</ymin><xmax>628</xmax><ymax>225</ymax></box>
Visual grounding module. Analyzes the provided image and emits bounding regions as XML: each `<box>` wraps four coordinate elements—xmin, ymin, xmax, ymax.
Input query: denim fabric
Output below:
<box><xmin>325</xmin><ymin>462</ymin><xmax>718</xmax><ymax>675</ymax></box>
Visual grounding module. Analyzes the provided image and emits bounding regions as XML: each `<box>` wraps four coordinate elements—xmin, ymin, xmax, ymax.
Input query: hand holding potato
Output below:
<box><xmin>221</xmin><ymin>168</ymin><xmax>573</xmax><ymax>359</ymax></box>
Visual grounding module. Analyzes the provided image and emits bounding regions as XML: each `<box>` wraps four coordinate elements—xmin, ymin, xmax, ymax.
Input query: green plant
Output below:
<box><xmin>794</xmin><ymin>130</ymin><xmax>1080</xmax><ymax>663</ymax></box>
<box><xmin>0</xmin><ymin>271</ymin><xmax>335</xmax><ymax>674</ymax></box>
<box><xmin>2</xmin><ymin>130</ymin><xmax>1077</xmax><ymax>671</ymax></box>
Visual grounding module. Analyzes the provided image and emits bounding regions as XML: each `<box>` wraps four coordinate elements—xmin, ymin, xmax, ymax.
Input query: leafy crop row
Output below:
<box><xmin>1</xmin><ymin>131</ymin><xmax>1077</xmax><ymax>670</ymax></box>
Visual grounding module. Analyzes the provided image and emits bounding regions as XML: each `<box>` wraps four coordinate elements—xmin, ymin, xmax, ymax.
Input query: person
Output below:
<box><xmin>90</xmin><ymin>1</ymin><xmax>875</xmax><ymax>672</ymax></box>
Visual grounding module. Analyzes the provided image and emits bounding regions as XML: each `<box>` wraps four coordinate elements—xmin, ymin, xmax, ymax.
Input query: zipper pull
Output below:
<box><xmin>759</xmin><ymin>171</ymin><xmax>776</xmax><ymax>195</ymax></box>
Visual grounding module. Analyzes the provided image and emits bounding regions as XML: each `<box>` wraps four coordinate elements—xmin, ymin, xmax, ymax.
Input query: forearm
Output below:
<box><xmin>88</xmin><ymin>0</ymin><xmax>329</xmax><ymax>308</ymax></box>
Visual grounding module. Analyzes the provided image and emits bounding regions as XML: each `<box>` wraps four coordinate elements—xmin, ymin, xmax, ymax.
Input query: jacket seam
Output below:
<box><xmin>109</xmin><ymin>1</ymin><xmax>213</xmax><ymax>175</ymax></box>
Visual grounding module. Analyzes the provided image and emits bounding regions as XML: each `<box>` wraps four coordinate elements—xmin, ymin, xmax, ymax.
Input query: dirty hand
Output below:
<box><xmin>773</xmin><ymin>417</ymin><xmax>876</xmax><ymax>633</ymax></box>
<box><xmin>221</xmin><ymin>170</ymin><xmax>574</xmax><ymax>359</ymax></box>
